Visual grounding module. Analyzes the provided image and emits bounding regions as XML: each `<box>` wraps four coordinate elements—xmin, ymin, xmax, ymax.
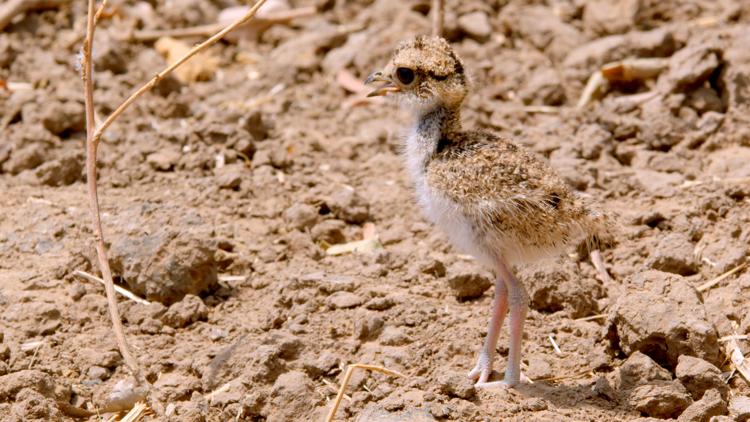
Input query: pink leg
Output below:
<box><xmin>467</xmin><ymin>276</ymin><xmax>508</xmax><ymax>384</ymax></box>
<box><xmin>497</xmin><ymin>260</ymin><xmax>528</xmax><ymax>386</ymax></box>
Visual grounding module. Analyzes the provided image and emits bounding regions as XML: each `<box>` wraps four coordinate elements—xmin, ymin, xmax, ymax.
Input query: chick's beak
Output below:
<box><xmin>364</xmin><ymin>71</ymin><xmax>400</xmax><ymax>97</ymax></box>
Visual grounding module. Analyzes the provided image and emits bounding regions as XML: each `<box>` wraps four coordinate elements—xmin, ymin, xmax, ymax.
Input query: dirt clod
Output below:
<box><xmin>445</xmin><ymin>263</ymin><xmax>492</xmax><ymax>301</ymax></box>
<box><xmin>109</xmin><ymin>224</ymin><xmax>218</xmax><ymax>304</ymax></box>
<box><xmin>675</xmin><ymin>355</ymin><xmax>729</xmax><ymax>400</ymax></box>
<box><xmin>677</xmin><ymin>389</ymin><xmax>727</xmax><ymax>422</ymax></box>
<box><xmin>730</xmin><ymin>396</ymin><xmax>750</xmax><ymax>422</ymax></box>
<box><xmin>162</xmin><ymin>294</ymin><xmax>209</xmax><ymax>328</ymax></box>
<box><xmin>628</xmin><ymin>380</ymin><xmax>692</xmax><ymax>418</ymax></box>
<box><xmin>607</xmin><ymin>271</ymin><xmax>720</xmax><ymax>368</ymax></box>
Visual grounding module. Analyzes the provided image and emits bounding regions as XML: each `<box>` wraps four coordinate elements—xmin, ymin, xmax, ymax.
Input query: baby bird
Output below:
<box><xmin>365</xmin><ymin>35</ymin><xmax>614</xmax><ymax>388</ymax></box>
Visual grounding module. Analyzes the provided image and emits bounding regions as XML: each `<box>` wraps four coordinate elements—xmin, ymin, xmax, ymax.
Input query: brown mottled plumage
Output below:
<box><xmin>366</xmin><ymin>35</ymin><xmax>615</xmax><ymax>388</ymax></box>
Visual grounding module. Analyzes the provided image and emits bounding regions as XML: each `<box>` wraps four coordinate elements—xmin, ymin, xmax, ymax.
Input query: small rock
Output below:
<box><xmin>419</xmin><ymin>257</ymin><xmax>446</xmax><ymax>277</ymax></box>
<box><xmin>3</xmin><ymin>144</ymin><xmax>46</xmax><ymax>175</ymax></box>
<box><xmin>607</xmin><ymin>270</ymin><xmax>720</xmax><ymax>368</ymax></box>
<box><xmin>146</xmin><ymin>150</ymin><xmax>181</xmax><ymax>171</ymax></box>
<box><xmin>583</xmin><ymin>0</ymin><xmax>639</xmax><ymax>35</ymax></box>
<box><xmin>0</xmin><ymin>344</ymin><xmax>10</xmax><ymax>361</ymax></box>
<box><xmin>647</xmin><ymin>233</ymin><xmax>699</xmax><ymax>276</ymax></box>
<box><xmin>358</xmin><ymin>404</ymin><xmax>436</xmax><ymax>422</ymax></box>
<box><xmin>310</xmin><ymin>219</ymin><xmax>346</xmax><ymax>244</ymax></box>
<box><xmin>356</xmin><ymin>314</ymin><xmax>384</xmax><ymax>341</ymax></box>
<box><xmin>162</xmin><ymin>294</ymin><xmax>209</xmax><ymax>328</ymax></box>
<box><xmin>729</xmin><ymin>396</ymin><xmax>750</xmax><ymax>422</ymax></box>
<box><xmin>519</xmin><ymin>67</ymin><xmax>565</xmax><ymax>106</ymax></box>
<box><xmin>520</xmin><ymin>264</ymin><xmax>599</xmax><ymax>318</ymax></box>
<box><xmin>214</xmin><ymin>164</ymin><xmax>243</xmax><ymax>190</ymax></box>
<box><xmin>268</xmin><ymin>371</ymin><xmax>315</xmax><ymax>422</ymax></box>
<box><xmin>615</xmin><ymin>351</ymin><xmax>671</xmax><ymax>391</ymax></box>
<box><xmin>327</xmin><ymin>185</ymin><xmax>370</xmax><ymax>224</ymax></box>
<box><xmin>665</xmin><ymin>43</ymin><xmax>721</xmax><ymax>91</ymax></box>
<box><xmin>365</xmin><ymin>296</ymin><xmax>396</xmax><ymax>311</ymax></box>
<box><xmin>675</xmin><ymin>355</ymin><xmax>729</xmax><ymax>400</ymax></box>
<box><xmin>109</xmin><ymin>224</ymin><xmax>218</xmax><ymax>305</ymax></box>
<box><xmin>457</xmin><ymin>11</ymin><xmax>491</xmax><ymax>42</ymax></box>
<box><xmin>326</xmin><ymin>291</ymin><xmax>365</xmax><ymax>309</ymax></box>
<box><xmin>634</xmin><ymin>169</ymin><xmax>684</xmax><ymax>198</ymax></box>
<box><xmin>446</xmin><ymin>263</ymin><xmax>492</xmax><ymax>301</ymax></box>
<box><xmin>12</xmin><ymin>387</ymin><xmax>60</xmax><ymax>420</ymax></box>
<box><xmin>379</xmin><ymin>326</ymin><xmax>411</xmax><ymax>346</ymax></box>
<box><xmin>283</xmin><ymin>203</ymin><xmax>319</xmax><ymax>231</ymax></box>
<box><xmin>40</xmin><ymin>101</ymin><xmax>85</xmax><ymax>135</ymax></box>
<box><xmin>438</xmin><ymin>372</ymin><xmax>476</xmax><ymax>400</ymax></box>
<box><xmin>687</xmin><ymin>87</ymin><xmax>724</xmax><ymax>114</ymax></box>
<box><xmin>678</xmin><ymin>389</ymin><xmax>727</xmax><ymax>422</ymax></box>
<box><xmin>86</xmin><ymin>366</ymin><xmax>109</xmax><ymax>381</ymax></box>
<box><xmin>0</xmin><ymin>370</ymin><xmax>70</xmax><ymax>402</ymax></box>
<box><xmin>628</xmin><ymin>380</ymin><xmax>692</xmax><ymax>418</ymax></box>
<box><xmin>34</xmin><ymin>154</ymin><xmax>83</xmax><ymax>186</ymax></box>
<box><xmin>302</xmin><ymin>352</ymin><xmax>340</xmax><ymax>378</ymax></box>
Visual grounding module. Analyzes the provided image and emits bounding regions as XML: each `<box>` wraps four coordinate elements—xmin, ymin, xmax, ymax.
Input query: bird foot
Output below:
<box><xmin>468</xmin><ymin>358</ymin><xmax>531</xmax><ymax>389</ymax></box>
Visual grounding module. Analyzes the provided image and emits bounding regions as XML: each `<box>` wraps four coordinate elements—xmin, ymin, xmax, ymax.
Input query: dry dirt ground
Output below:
<box><xmin>2</xmin><ymin>0</ymin><xmax>750</xmax><ymax>421</ymax></box>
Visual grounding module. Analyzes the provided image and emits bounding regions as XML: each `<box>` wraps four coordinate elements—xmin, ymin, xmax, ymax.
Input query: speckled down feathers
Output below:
<box><xmin>381</xmin><ymin>35</ymin><xmax>616</xmax><ymax>267</ymax></box>
<box><xmin>425</xmin><ymin>131</ymin><xmax>614</xmax><ymax>264</ymax></box>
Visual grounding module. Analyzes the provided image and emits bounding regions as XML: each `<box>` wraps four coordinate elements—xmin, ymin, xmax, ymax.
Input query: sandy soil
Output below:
<box><xmin>1</xmin><ymin>0</ymin><xmax>750</xmax><ymax>421</ymax></box>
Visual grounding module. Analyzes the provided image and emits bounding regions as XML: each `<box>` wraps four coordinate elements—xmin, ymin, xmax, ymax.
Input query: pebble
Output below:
<box><xmin>613</xmin><ymin>351</ymin><xmax>671</xmax><ymax>391</ymax></box>
<box><xmin>86</xmin><ymin>365</ymin><xmax>109</xmax><ymax>381</ymax></box>
<box><xmin>283</xmin><ymin>203</ymin><xmax>319</xmax><ymax>231</ymax></box>
<box><xmin>607</xmin><ymin>270</ymin><xmax>720</xmax><ymax>368</ymax></box>
<box><xmin>675</xmin><ymin>355</ymin><xmax>729</xmax><ymax>400</ymax></box>
<box><xmin>445</xmin><ymin>263</ymin><xmax>492</xmax><ymax>301</ymax></box>
<box><xmin>146</xmin><ymin>150</ymin><xmax>181</xmax><ymax>171</ymax></box>
<box><xmin>326</xmin><ymin>291</ymin><xmax>365</xmax><ymax>309</ymax></box>
<box><xmin>327</xmin><ymin>185</ymin><xmax>370</xmax><ymax>224</ymax></box>
<box><xmin>647</xmin><ymin>232</ymin><xmax>699</xmax><ymax>275</ymax></box>
<box><xmin>729</xmin><ymin>396</ymin><xmax>750</xmax><ymax>422</ymax></box>
<box><xmin>457</xmin><ymin>11</ymin><xmax>491</xmax><ymax>42</ymax></box>
<box><xmin>438</xmin><ymin>372</ymin><xmax>475</xmax><ymax>400</ymax></box>
<box><xmin>628</xmin><ymin>380</ymin><xmax>692</xmax><ymax>418</ymax></box>
<box><xmin>162</xmin><ymin>294</ymin><xmax>209</xmax><ymax>328</ymax></box>
<box><xmin>677</xmin><ymin>389</ymin><xmax>727</xmax><ymax>422</ymax></box>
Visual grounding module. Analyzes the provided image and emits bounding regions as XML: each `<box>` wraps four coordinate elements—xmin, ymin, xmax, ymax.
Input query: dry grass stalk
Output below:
<box><xmin>590</xmin><ymin>249</ymin><xmax>614</xmax><ymax>285</ymax></box>
<box><xmin>697</xmin><ymin>262</ymin><xmax>747</xmax><ymax>292</ymax></box>
<box><xmin>74</xmin><ymin>270</ymin><xmax>150</xmax><ymax>305</ymax></box>
<box><xmin>104</xmin><ymin>401</ymin><xmax>150</xmax><ymax>422</ymax></box>
<box><xmin>725</xmin><ymin>324</ymin><xmax>750</xmax><ymax>387</ymax></box>
<box><xmin>81</xmin><ymin>0</ymin><xmax>269</xmax><ymax>388</ymax></box>
<box><xmin>548</xmin><ymin>335</ymin><xmax>562</xmax><ymax>355</ymax></box>
<box><xmin>432</xmin><ymin>0</ymin><xmax>444</xmax><ymax>36</ymax></box>
<box><xmin>325</xmin><ymin>364</ymin><xmax>405</xmax><ymax>422</ymax></box>
<box><xmin>574</xmin><ymin>313</ymin><xmax>607</xmax><ymax>322</ymax></box>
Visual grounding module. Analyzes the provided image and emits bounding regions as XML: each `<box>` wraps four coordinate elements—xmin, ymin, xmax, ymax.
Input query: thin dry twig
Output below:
<box><xmin>81</xmin><ymin>0</ymin><xmax>270</xmax><ymax>386</ymax></box>
<box><xmin>575</xmin><ymin>313</ymin><xmax>607</xmax><ymax>322</ymax></box>
<box><xmin>697</xmin><ymin>262</ymin><xmax>747</xmax><ymax>292</ymax></box>
<box><xmin>74</xmin><ymin>270</ymin><xmax>150</xmax><ymax>305</ymax></box>
<box><xmin>548</xmin><ymin>335</ymin><xmax>562</xmax><ymax>355</ymax></box>
<box><xmin>82</xmin><ymin>0</ymin><xmax>143</xmax><ymax>384</ymax></box>
<box><xmin>92</xmin><ymin>0</ymin><xmax>270</xmax><ymax>147</ymax></box>
<box><xmin>325</xmin><ymin>364</ymin><xmax>405</xmax><ymax>422</ymax></box>
<box><xmin>432</xmin><ymin>0</ymin><xmax>444</xmax><ymax>37</ymax></box>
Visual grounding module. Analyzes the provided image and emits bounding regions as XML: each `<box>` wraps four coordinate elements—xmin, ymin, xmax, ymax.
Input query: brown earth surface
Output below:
<box><xmin>2</xmin><ymin>0</ymin><xmax>750</xmax><ymax>421</ymax></box>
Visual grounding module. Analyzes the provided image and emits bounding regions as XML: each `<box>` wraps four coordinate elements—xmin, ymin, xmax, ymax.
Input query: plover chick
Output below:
<box><xmin>365</xmin><ymin>35</ymin><xmax>614</xmax><ymax>388</ymax></box>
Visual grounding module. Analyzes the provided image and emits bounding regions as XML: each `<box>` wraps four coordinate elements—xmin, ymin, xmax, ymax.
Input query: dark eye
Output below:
<box><xmin>396</xmin><ymin>67</ymin><xmax>415</xmax><ymax>85</ymax></box>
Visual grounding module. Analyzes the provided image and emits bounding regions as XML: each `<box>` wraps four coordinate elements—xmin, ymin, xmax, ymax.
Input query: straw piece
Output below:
<box><xmin>74</xmin><ymin>270</ymin><xmax>151</xmax><ymax>305</ymax></box>
<box><xmin>697</xmin><ymin>262</ymin><xmax>746</xmax><ymax>292</ymax></box>
<box><xmin>325</xmin><ymin>364</ymin><xmax>405</xmax><ymax>422</ymax></box>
